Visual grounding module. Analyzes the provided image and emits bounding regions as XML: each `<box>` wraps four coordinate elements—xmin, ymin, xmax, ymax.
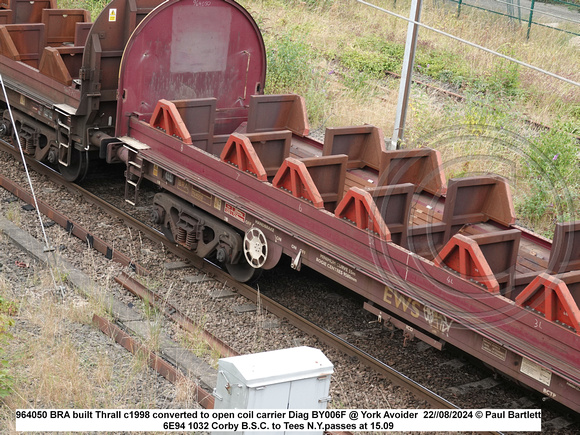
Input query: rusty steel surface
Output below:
<box><xmin>92</xmin><ymin>314</ymin><xmax>215</xmax><ymax>409</ymax></box>
<box><xmin>0</xmin><ymin>145</ymin><xmax>464</xmax><ymax>411</ymax></box>
<box><xmin>0</xmin><ymin>142</ymin><xmax>546</xmax><ymax>425</ymax></box>
<box><xmin>0</xmin><ymin>0</ymin><xmax>578</xmax><ymax>416</ymax></box>
<box><xmin>128</xmin><ymin>114</ymin><xmax>580</xmax><ymax>411</ymax></box>
<box><xmin>116</xmin><ymin>0</ymin><xmax>266</xmax><ymax>137</ymax></box>
<box><xmin>0</xmin><ymin>153</ymin><xmax>466</xmax><ymax>413</ymax></box>
<box><xmin>0</xmin><ymin>138</ymin><xmax>212</xmax><ymax>272</ymax></box>
<box><xmin>81</xmin><ymin>0</ymin><xmax>164</xmax><ymax>99</ymax></box>
<box><xmin>113</xmin><ymin>263</ymin><xmax>466</xmax><ymax>414</ymax></box>
<box><xmin>11</xmin><ymin>0</ymin><xmax>56</xmax><ymax>24</ymax></box>
<box><xmin>228</xmin><ymin>278</ymin><xmax>462</xmax><ymax>412</ymax></box>
<box><xmin>0</xmin><ymin>138</ymin><xmax>222</xmax><ymax>276</ymax></box>
<box><xmin>116</xmin><ymin>267</ymin><xmax>504</xmax><ymax>425</ymax></box>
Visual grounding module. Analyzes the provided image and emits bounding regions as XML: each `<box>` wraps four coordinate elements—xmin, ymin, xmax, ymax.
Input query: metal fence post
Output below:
<box><xmin>391</xmin><ymin>0</ymin><xmax>423</xmax><ymax>149</ymax></box>
<box><xmin>527</xmin><ymin>0</ymin><xmax>536</xmax><ymax>39</ymax></box>
<box><xmin>457</xmin><ymin>0</ymin><xmax>463</xmax><ymax>18</ymax></box>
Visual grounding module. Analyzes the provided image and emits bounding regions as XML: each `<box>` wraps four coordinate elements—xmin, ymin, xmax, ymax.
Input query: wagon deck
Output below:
<box><xmin>114</xmin><ymin>89</ymin><xmax>580</xmax><ymax>411</ymax></box>
<box><xmin>1</xmin><ymin>0</ymin><xmax>579</xmax><ymax>413</ymax></box>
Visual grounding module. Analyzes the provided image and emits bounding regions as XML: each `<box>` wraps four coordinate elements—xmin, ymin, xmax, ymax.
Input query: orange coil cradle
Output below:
<box><xmin>334</xmin><ymin>187</ymin><xmax>390</xmax><ymax>241</ymax></box>
<box><xmin>516</xmin><ymin>273</ymin><xmax>580</xmax><ymax>332</ymax></box>
<box><xmin>272</xmin><ymin>158</ymin><xmax>324</xmax><ymax>208</ymax></box>
<box><xmin>220</xmin><ymin>133</ymin><xmax>267</xmax><ymax>181</ymax></box>
<box><xmin>435</xmin><ymin>234</ymin><xmax>500</xmax><ymax>293</ymax></box>
<box><xmin>150</xmin><ymin>99</ymin><xmax>192</xmax><ymax>144</ymax></box>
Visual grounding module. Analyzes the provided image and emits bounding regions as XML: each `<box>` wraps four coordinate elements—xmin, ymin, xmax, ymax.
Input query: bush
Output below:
<box><xmin>515</xmin><ymin>125</ymin><xmax>580</xmax><ymax>232</ymax></box>
<box><xmin>266</xmin><ymin>32</ymin><xmax>330</xmax><ymax>126</ymax></box>
<box><xmin>338</xmin><ymin>37</ymin><xmax>404</xmax><ymax>78</ymax></box>
<box><xmin>266</xmin><ymin>33</ymin><xmax>314</xmax><ymax>93</ymax></box>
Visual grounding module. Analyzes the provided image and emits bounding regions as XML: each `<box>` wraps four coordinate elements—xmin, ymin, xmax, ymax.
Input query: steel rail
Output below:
<box><xmin>115</xmin><ymin>258</ymin><xmax>458</xmax><ymax>410</ymax></box>
<box><xmin>232</xmin><ymin>280</ymin><xmax>459</xmax><ymax>410</ymax></box>
<box><xmin>0</xmin><ymin>144</ymin><xmax>502</xmax><ymax>430</ymax></box>
<box><xmin>0</xmin><ymin>171</ymin><xmax>150</xmax><ymax>276</ymax></box>
<box><xmin>116</xmin><ymin>268</ymin><xmax>461</xmax><ymax>409</ymax></box>
<box><xmin>0</xmin><ymin>141</ymin><xmax>211</xmax><ymax>271</ymax></box>
<box><xmin>114</xmin><ymin>262</ymin><xmax>502</xmax><ymax>435</ymax></box>
<box><xmin>92</xmin><ymin>313</ymin><xmax>215</xmax><ymax>409</ymax></box>
<box><xmin>114</xmin><ymin>271</ymin><xmax>238</xmax><ymax>358</ymax></box>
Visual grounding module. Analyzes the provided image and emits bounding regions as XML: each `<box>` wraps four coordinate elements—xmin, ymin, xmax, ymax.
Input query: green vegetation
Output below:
<box><xmin>0</xmin><ymin>294</ymin><xmax>16</xmax><ymax>398</ymax></box>
<box><xmin>338</xmin><ymin>37</ymin><xmax>405</xmax><ymax>77</ymax></box>
<box><xmin>517</xmin><ymin>125</ymin><xmax>580</xmax><ymax>232</ymax></box>
<box><xmin>247</xmin><ymin>0</ymin><xmax>579</xmax><ymax>233</ymax></box>
<box><xmin>59</xmin><ymin>0</ymin><xmax>109</xmax><ymax>19</ymax></box>
<box><xmin>266</xmin><ymin>32</ymin><xmax>331</xmax><ymax>126</ymax></box>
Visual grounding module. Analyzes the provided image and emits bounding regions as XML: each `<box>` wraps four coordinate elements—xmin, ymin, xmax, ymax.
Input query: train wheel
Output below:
<box><xmin>58</xmin><ymin>148</ymin><xmax>89</xmax><ymax>182</ymax></box>
<box><xmin>225</xmin><ymin>256</ymin><xmax>263</xmax><ymax>283</ymax></box>
<box><xmin>243</xmin><ymin>228</ymin><xmax>268</xmax><ymax>268</ymax></box>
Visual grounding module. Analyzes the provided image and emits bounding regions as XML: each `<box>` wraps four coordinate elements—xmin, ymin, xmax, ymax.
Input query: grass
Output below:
<box><xmin>4</xmin><ymin>203</ymin><xmax>21</xmax><ymax>226</ymax></box>
<box><xmin>249</xmin><ymin>0</ymin><xmax>578</xmax><ymax>125</ymax></box>
<box><xmin>59</xmin><ymin>0</ymin><xmax>109</xmax><ymax>19</ymax></box>
<box><xmin>0</xmin><ymin>263</ymin><xmax>186</xmax><ymax>432</ymax></box>
<box><xmin>0</xmin><ymin>281</ymin><xmax>16</xmax><ymax>399</ymax></box>
<box><xmin>0</xmin><ymin>267</ymin><xmax>102</xmax><ymax>409</ymax></box>
<box><xmin>54</xmin><ymin>0</ymin><xmax>578</xmax><ymax>232</ymax></box>
<box><xmin>516</xmin><ymin>124</ymin><xmax>580</xmax><ymax>233</ymax></box>
<box><xmin>242</xmin><ymin>0</ymin><xmax>579</xmax><ymax>233</ymax></box>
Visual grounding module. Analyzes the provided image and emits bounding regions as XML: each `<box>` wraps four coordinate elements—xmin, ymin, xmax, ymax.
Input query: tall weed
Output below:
<box><xmin>516</xmin><ymin>124</ymin><xmax>580</xmax><ymax>233</ymax></box>
<box><xmin>0</xmin><ymin>294</ymin><xmax>16</xmax><ymax>398</ymax></box>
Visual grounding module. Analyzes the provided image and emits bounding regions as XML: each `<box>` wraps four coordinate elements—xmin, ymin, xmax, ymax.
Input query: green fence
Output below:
<box><xmin>447</xmin><ymin>0</ymin><xmax>580</xmax><ymax>38</ymax></box>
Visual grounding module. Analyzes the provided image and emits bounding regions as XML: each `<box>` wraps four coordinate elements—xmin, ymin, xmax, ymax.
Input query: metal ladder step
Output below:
<box><xmin>124</xmin><ymin>147</ymin><xmax>144</xmax><ymax>206</ymax></box>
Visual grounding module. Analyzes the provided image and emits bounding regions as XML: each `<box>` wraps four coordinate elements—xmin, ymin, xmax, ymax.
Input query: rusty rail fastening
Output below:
<box><xmin>0</xmin><ymin>172</ymin><xmax>149</xmax><ymax>276</ymax></box>
<box><xmin>0</xmin><ymin>149</ymin><xmax>500</xmax><ymax>428</ymax></box>
<box><xmin>114</xmin><ymin>271</ymin><xmax>238</xmax><ymax>358</ymax></box>
<box><xmin>92</xmin><ymin>314</ymin><xmax>214</xmax><ymax>409</ymax></box>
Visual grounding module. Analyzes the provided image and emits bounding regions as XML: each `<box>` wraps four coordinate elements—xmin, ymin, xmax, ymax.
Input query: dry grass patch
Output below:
<box><xmin>0</xmin><ymin>262</ymin><xmax>180</xmax><ymax>433</ymax></box>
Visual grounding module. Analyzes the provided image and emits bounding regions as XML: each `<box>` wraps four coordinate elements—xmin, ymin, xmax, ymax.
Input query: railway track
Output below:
<box><xmin>0</xmin><ymin>145</ymin><xmax>454</xmax><ymax>408</ymax></box>
<box><xmin>0</xmin><ymin>0</ymin><xmax>578</xmax><ymax>422</ymax></box>
<box><xmin>381</xmin><ymin>70</ymin><xmax>580</xmax><ymax>142</ymax></box>
<box><xmin>0</xmin><ymin>141</ymin><xmax>577</xmax><ymax>433</ymax></box>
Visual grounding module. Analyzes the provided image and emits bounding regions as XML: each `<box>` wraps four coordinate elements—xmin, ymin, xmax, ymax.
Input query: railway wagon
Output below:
<box><xmin>0</xmin><ymin>0</ymin><xmax>579</xmax><ymax>412</ymax></box>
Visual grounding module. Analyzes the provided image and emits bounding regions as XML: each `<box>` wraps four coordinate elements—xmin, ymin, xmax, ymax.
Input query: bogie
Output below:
<box><xmin>0</xmin><ymin>0</ymin><xmax>578</xmax><ymax>412</ymax></box>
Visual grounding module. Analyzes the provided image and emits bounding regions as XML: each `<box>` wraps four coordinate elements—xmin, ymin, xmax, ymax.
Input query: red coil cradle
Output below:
<box><xmin>516</xmin><ymin>272</ymin><xmax>580</xmax><ymax>331</ymax></box>
<box><xmin>435</xmin><ymin>234</ymin><xmax>500</xmax><ymax>294</ymax></box>
<box><xmin>272</xmin><ymin>157</ymin><xmax>324</xmax><ymax>208</ymax></box>
<box><xmin>334</xmin><ymin>187</ymin><xmax>390</xmax><ymax>241</ymax></box>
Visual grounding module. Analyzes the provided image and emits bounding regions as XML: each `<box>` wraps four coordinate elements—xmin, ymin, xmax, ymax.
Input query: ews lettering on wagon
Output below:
<box><xmin>383</xmin><ymin>286</ymin><xmax>454</xmax><ymax>336</ymax></box>
<box><xmin>383</xmin><ymin>286</ymin><xmax>421</xmax><ymax>318</ymax></box>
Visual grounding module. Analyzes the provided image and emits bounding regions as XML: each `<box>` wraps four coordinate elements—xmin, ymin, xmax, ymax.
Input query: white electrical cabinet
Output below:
<box><xmin>212</xmin><ymin>346</ymin><xmax>334</xmax><ymax>435</ymax></box>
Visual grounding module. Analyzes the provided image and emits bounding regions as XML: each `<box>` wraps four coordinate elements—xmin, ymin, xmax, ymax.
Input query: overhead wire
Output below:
<box><xmin>0</xmin><ymin>73</ymin><xmax>63</xmax><ymax>297</ymax></box>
